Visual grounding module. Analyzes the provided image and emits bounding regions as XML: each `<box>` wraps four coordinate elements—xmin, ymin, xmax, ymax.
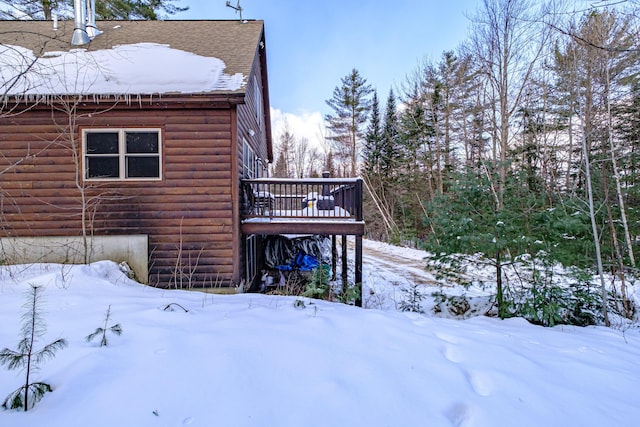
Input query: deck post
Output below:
<box><xmin>331</xmin><ymin>235</ymin><xmax>337</xmax><ymax>281</ymax></box>
<box><xmin>341</xmin><ymin>234</ymin><xmax>348</xmax><ymax>288</ymax></box>
<box><xmin>355</xmin><ymin>178</ymin><xmax>363</xmax><ymax>307</ymax></box>
<box><xmin>355</xmin><ymin>178</ymin><xmax>363</xmax><ymax>221</ymax></box>
<box><xmin>355</xmin><ymin>234</ymin><xmax>362</xmax><ymax>307</ymax></box>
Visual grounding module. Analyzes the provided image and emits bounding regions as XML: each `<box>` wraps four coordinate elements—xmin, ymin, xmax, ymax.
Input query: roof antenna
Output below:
<box><xmin>225</xmin><ymin>0</ymin><xmax>243</xmax><ymax>21</ymax></box>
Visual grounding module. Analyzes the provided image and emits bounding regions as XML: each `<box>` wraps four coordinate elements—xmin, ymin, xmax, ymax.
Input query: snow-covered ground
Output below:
<box><xmin>1</xmin><ymin>241</ymin><xmax>639</xmax><ymax>426</ymax></box>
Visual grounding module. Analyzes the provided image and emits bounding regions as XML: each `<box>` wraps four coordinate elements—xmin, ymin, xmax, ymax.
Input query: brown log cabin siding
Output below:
<box><xmin>0</xmin><ymin>105</ymin><xmax>236</xmax><ymax>287</ymax></box>
<box><xmin>236</xmin><ymin>45</ymin><xmax>269</xmax><ymax>288</ymax></box>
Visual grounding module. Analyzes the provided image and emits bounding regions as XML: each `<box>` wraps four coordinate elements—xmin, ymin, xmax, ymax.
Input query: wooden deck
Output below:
<box><xmin>240</xmin><ymin>177</ymin><xmax>365</xmax><ymax>236</ymax></box>
<box><xmin>241</xmin><ymin>177</ymin><xmax>364</xmax><ymax>305</ymax></box>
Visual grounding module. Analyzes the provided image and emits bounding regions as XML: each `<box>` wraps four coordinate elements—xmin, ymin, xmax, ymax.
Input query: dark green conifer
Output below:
<box><xmin>0</xmin><ymin>285</ymin><xmax>67</xmax><ymax>411</ymax></box>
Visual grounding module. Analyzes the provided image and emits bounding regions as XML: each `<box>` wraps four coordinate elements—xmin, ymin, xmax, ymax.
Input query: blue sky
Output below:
<box><xmin>176</xmin><ymin>1</ymin><xmax>479</xmax><ymax>118</ymax></box>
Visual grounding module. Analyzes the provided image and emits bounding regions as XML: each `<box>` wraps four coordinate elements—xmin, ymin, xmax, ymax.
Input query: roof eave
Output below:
<box><xmin>1</xmin><ymin>92</ymin><xmax>247</xmax><ymax>110</ymax></box>
<box><xmin>257</xmin><ymin>26</ymin><xmax>274</xmax><ymax>163</ymax></box>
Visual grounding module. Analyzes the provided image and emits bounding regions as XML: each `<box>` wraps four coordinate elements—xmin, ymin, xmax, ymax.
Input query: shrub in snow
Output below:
<box><xmin>432</xmin><ymin>291</ymin><xmax>474</xmax><ymax>317</ymax></box>
<box><xmin>398</xmin><ymin>284</ymin><xmax>425</xmax><ymax>313</ymax></box>
<box><xmin>515</xmin><ymin>276</ymin><xmax>606</xmax><ymax>327</ymax></box>
<box><xmin>336</xmin><ymin>282</ymin><xmax>361</xmax><ymax>304</ymax></box>
<box><xmin>303</xmin><ymin>265</ymin><xmax>331</xmax><ymax>299</ymax></box>
<box><xmin>448</xmin><ymin>295</ymin><xmax>472</xmax><ymax>316</ymax></box>
<box><xmin>85</xmin><ymin>305</ymin><xmax>122</xmax><ymax>347</ymax></box>
<box><xmin>424</xmin><ymin>249</ymin><xmax>634</xmax><ymax>326</ymax></box>
<box><xmin>0</xmin><ymin>285</ymin><xmax>67</xmax><ymax>411</ymax></box>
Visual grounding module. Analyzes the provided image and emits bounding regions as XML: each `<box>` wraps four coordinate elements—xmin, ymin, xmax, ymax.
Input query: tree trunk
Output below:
<box><xmin>605</xmin><ymin>59</ymin><xmax>636</xmax><ymax>268</ymax></box>
<box><xmin>496</xmin><ymin>249</ymin><xmax>506</xmax><ymax>318</ymax></box>
<box><xmin>580</xmin><ymin>121</ymin><xmax>610</xmax><ymax>326</ymax></box>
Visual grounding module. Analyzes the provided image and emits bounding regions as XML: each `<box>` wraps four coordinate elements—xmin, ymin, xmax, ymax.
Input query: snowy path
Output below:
<box><xmin>343</xmin><ymin>239</ymin><xmax>443</xmax><ymax>310</ymax></box>
<box><xmin>360</xmin><ymin>239</ymin><xmax>438</xmax><ymax>287</ymax></box>
<box><xmin>355</xmin><ymin>239</ymin><xmax>493</xmax><ymax>313</ymax></box>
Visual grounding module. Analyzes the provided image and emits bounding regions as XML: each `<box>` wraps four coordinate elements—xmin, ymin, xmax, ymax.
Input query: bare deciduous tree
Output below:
<box><xmin>470</xmin><ymin>0</ymin><xmax>553</xmax><ymax>207</ymax></box>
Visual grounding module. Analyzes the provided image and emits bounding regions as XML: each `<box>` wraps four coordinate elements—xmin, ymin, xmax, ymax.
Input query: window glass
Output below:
<box><xmin>86</xmin><ymin>132</ymin><xmax>118</xmax><ymax>154</ymax></box>
<box><xmin>126</xmin><ymin>132</ymin><xmax>159</xmax><ymax>154</ymax></box>
<box><xmin>86</xmin><ymin>157</ymin><xmax>119</xmax><ymax>178</ymax></box>
<box><xmin>243</xmin><ymin>139</ymin><xmax>255</xmax><ymax>179</ymax></box>
<box><xmin>126</xmin><ymin>156</ymin><xmax>160</xmax><ymax>178</ymax></box>
<box><xmin>84</xmin><ymin>129</ymin><xmax>161</xmax><ymax>181</ymax></box>
<box><xmin>254</xmin><ymin>77</ymin><xmax>262</xmax><ymax>127</ymax></box>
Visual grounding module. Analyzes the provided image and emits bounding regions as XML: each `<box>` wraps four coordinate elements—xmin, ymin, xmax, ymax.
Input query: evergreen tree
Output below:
<box><xmin>436</xmin><ymin>51</ymin><xmax>458</xmax><ymax>176</ymax></box>
<box><xmin>551</xmin><ymin>10</ymin><xmax>639</xmax><ymax>316</ymax></box>
<box><xmin>363</xmin><ymin>91</ymin><xmax>383</xmax><ymax>176</ymax></box>
<box><xmin>396</xmin><ymin>79</ymin><xmax>435</xmax><ymax>238</ymax></box>
<box><xmin>273</xmin><ymin>120</ymin><xmax>295</xmax><ymax>178</ymax></box>
<box><xmin>95</xmin><ymin>0</ymin><xmax>188</xmax><ymax>19</ymax></box>
<box><xmin>325</xmin><ymin>68</ymin><xmax>373</xmax><ymax>177</ymax></box>
<box><xmin>0</xmin><ymin>0</ymin><xmax>187</xmax><ymax>20</ymax></box>
<box><xmin>0</xmin><ymin>285</ymin><xmax>67</xmax><ymax>411</ymax></box>
<box><xmin>272</xmin><ymin>151</ymin><xmax>289</xmax><ymax>178</ymax></box>
<box><xmin>381</xmin><ymin>88</ymin><xmax>399</xmax><ymax>180</ymax></box>
<box><xmin>614</xmin><ymin>81</ymin><xmax>640</xmax><ymax>207</ymax></box>
<box><xmin>323</xmin><ymin>150</ymin><xmax>336</xmax><ymax>178</ymax></box>
<box><xmin>423</xmin><ymin>167</ymin><xmax>600</xmax><ymax>318</ymax></box>
<box><xmin>382</xmin><ymin>88</ymin><xmax>420</xmax><ymax>239</ymax></box>
<box><xmin>362</xmin><ymin>91</ymin><xmax>392</xmax><ymax>239</ymax></box>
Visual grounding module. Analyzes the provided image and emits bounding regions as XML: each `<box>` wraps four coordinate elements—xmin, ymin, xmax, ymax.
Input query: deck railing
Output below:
<box><xmin>241</xmin><ymin>177</ymin><xmax>363</xmax><ymax>222</ymax></box>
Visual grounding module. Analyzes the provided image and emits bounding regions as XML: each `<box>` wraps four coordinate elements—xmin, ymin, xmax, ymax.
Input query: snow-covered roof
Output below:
<box><xmin>0</xmin><ymin>20</ymin><xmax>265</xmax><ymax>97</ymax></box>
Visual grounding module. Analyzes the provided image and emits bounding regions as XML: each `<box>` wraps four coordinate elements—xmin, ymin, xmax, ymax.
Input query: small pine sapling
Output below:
<box><xmin>398</xmin><ymin>284</ymin><xmax>425</xmax><ymax>313</ymax></box>
<box><xmin>85</xmin><ymin>305</ymin><xmax>123</xmax><ymax>347</ymax></box>
<box><xmin>0</xmin><ymin>284</ymin><xmax>67</xmax><ymax>411</ymax></box>
<box><xmin>303</xmin><ymin>264</ymin><xmax>330</xmax><ymax>299</ymax></box>
<box><xmin>337</xmin><ymin>282</ymin><xmax>361</xmax><ymax>304</ymax></box>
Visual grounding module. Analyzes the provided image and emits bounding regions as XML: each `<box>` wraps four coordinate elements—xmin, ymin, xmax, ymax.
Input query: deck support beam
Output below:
<box><xmin>355</xmin><ymin>235</ymin><xmax>362</xmax><ymax>307</ymax></box>
<box><xmin>331</xmin><ymin>235</ymin><xmax>337</xmax><ymax>281</ymax></box>
<box><xmin>341</xmin><ymin>235</ymin><xmax>348</xmax><ymax>289</ymax></box>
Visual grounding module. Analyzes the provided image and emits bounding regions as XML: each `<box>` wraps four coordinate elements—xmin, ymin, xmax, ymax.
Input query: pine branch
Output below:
<box><xmin>15</xmin><ymin>337</ymin><xmax>31</xmax><ymax>355</ymax></box>
<box><xmin>1</xmin><ymin>383</ymin><xmax>52</xmax><ymax>411</ymax></box>
<box><xmin>109</xmin><ymin>324</ymin><xmax>123</xmax><ymax>336</ymax></box>
<box><xmin>0</xmin><ymin>348</ymin><xmax>26</xmax><ymax>371</ymax></box>
<box><xmin>31</xmin><ymin>339</ymin><xmax>68</xmax><ymax>366</ymax></box>
<box><xmin>547</xmin><ymin>21</ymin><xmax>639</xmax><ymax>53</ymax></box>
<box><xmin>28</xmin><ymin>382</ymin><xmax>52</xmax><ymax>405</ymax></box>
<box><xmin>2</xmin><ymin>387</ymin><xmax>24</xmax><ymax>410</ymax></box>
<box><xmin>85</xmin><ymin>328</ymin><xmax>105</xmax><ymax>344</ymax></box>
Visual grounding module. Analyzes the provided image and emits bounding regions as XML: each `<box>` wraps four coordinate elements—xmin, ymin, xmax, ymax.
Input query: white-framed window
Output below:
<box><xmin>83</xmin><ymin>128</ymin><xmax>162</xmax><ymax>181</ymax></box>
<box><xmin>246</xmin><ymin>234</ymin><xmax>257</xmax><ymax>284</ymax></box>
<box><xmin>253</xmin><ymin>76</ymin><xmax>262</xmax><ymax>128</ymax></box>
<box><xmin>243</xmin><ymin>138</ymin><xmax>255</xmax><ymax>179</ymax></box>
<box><xmin>256</xmin><ymin>158</ymin><xmax>268</xmax><ymax>178</ymax></box>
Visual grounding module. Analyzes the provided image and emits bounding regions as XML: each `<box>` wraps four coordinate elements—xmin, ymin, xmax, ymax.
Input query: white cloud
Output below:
<box><xmin>270</xmin><ymin>107</ymin><xmax>327</xmax><ymax>153</ymax></box>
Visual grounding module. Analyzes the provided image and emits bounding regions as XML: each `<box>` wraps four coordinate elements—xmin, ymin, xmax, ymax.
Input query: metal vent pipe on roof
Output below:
<box><xmin>71</xmin><ymin>0</ymin><xmax>90</xmax><ymax>45</ymax></box>
<box><xmin>85</xmin><ymin>0</ymin><xmax>101</xmax><ymax>38</ymax></box>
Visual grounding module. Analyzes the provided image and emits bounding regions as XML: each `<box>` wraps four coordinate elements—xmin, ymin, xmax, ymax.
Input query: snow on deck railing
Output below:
<box><xmin>241</xmin><ymin>177</ymin><xmax>363</xmax><ymax>221</ymax></box>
